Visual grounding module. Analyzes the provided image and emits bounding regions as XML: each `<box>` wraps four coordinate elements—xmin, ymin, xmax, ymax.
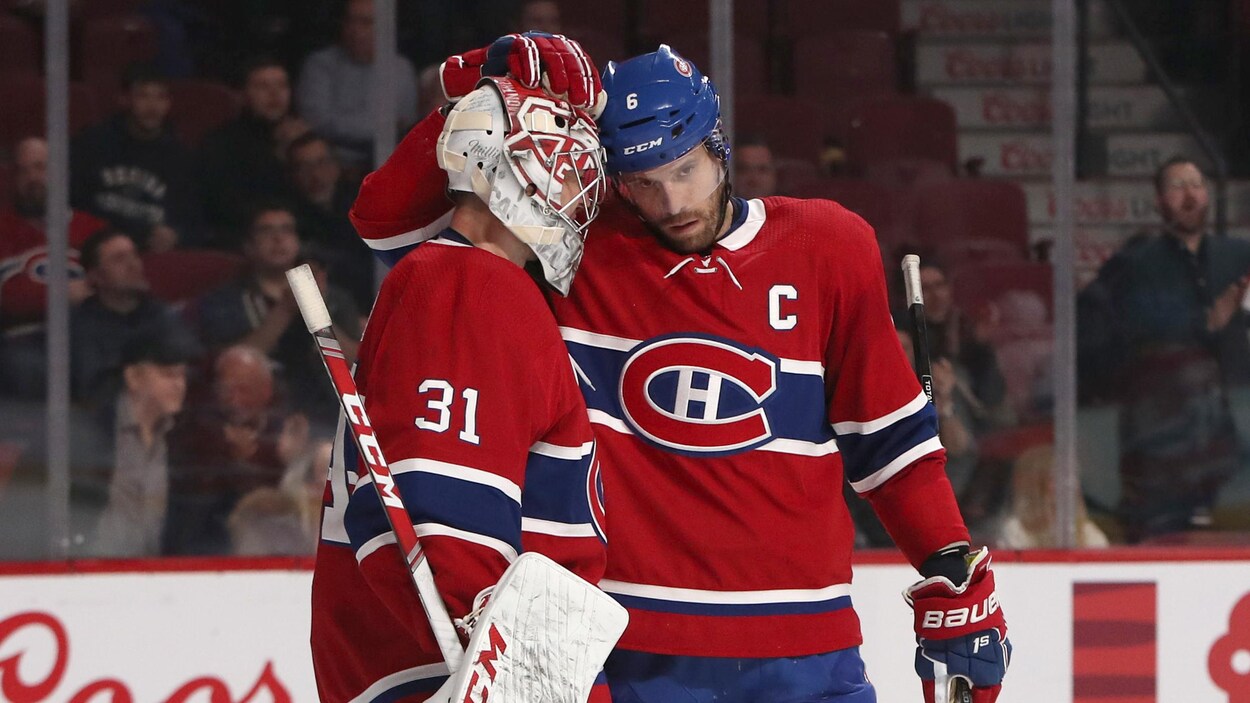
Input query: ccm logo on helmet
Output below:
<box><xmin>619</xmin><ymin>334</ymin><xmax>778</xmax><ymax>455</ymax></box>
<box><xmin>920</xmin><ymin>592</ymin><xmax>1001</xmax><ymax>629</ymax></box>
<box><xmin>623</xmin><ymin>137</ymin><xmax>663</xmax><ymax>155</ymax></box>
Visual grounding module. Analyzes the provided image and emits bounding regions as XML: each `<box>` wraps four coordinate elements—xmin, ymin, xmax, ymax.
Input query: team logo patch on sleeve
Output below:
<box><xmin>618</xmin><ymin>334</ymin><xmax>779</xmax><ymax>456</ymax></box>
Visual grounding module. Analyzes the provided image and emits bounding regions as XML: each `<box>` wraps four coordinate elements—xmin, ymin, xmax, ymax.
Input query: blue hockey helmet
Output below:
<box><xmin>598</xmin><ymin>45</ymin><xmax>729</xmax><ymax>175</ymax></box>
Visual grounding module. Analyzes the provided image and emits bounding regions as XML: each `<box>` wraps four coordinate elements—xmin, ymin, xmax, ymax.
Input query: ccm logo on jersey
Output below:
<box><xmin>920</xmin><ymin>592</ymin><xmax>1001</xmax><ymax>630</ymax></box>
<box><xmin>619</xmin><ymin>334</ymin><xmax>778</xmax><ymax>455</ymax></box>
<box><xmin>623</xmin><ymin>137</ymin><xmax>663</xmax><ymax>155</ymax></box>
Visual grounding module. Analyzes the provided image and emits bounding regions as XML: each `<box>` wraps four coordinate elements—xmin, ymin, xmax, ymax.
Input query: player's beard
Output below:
<box><xmin>644</xmin><ymin>181</ymin><xmax>732</xmax><ymax>255</ymax></box>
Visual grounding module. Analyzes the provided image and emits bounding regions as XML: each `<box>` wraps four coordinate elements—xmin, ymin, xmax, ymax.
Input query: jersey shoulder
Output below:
<box><xmin>386</xmin><ymin>241</ymin><xmax>561</xmax><ymax>344</ymax></box>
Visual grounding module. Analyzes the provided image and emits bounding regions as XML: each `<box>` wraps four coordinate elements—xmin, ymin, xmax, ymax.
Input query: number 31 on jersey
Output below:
<box><xmin>415</xmin><ymin>379</ymin><xmax>480</xmax><ymax>445</ymax></box>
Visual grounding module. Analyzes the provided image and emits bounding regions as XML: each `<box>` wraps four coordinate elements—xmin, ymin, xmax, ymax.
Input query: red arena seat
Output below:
<box><xmin>664</xmin><ymin>32</ymin><xmax>769</xmax><ymax>95</ymax></box>
<box><xmin>0</xmin><ymin>15</ymin><xmax>40</xmax><ymax>74</ymax></box>
<box><xmin>639</xmin><ymin>0</ymin><xmax>771</xmax><ymax>40</ymax></box>
<box><xmin>558</xmin><ymin>0</ymin><xmax>627</xmax><ymax>38</ymax></box>
<box><xmin>168</xmin><ymin>79</ymin><xmax>243</xmax><ymax>147</ymax></box>
<box><xmin>844</xmin><ymin>95</ymin><xmax>958</xmax><ymax>173</ymax></box>
<box><xmin>793</xmin><ymin>31</ymin><xmax>896</xmax><ymax>100</ymax></box>
<box><xmin>736</xmin><ymin>96</ymin><xmax>837</xmax><ymax>162</ymax></box>
<box><xmin>790</xmin><ymin>177</ymin><xmax>895</xmax><ymax>237</ymax></box>
<box><xmin>142</xmin><ymin>249</ymin><xmax>246</xmax><ymax>304</ymax></box>
<box><xmin>951</xmin><ymin>260</ymin><xmax>1054</xmax><ymax>327</ymax></box>
<box><xmin>781</xmin><ymin>0</ymin><xmax>901</xmax><ymax>36</ymax></box>
<box><xmin>79</xmin><ymin>15</ymin><xmax>158</xmax><ymax>98</ymax></box>
<box><xmin>913</xmin><ymin>179</ymin><xmax>1030</xmax><ymax>255</ymax></box>
<box><xmin>0</xmin><ymin>72</ymin><xmax>100</xmax><ymax>144</ymax></box>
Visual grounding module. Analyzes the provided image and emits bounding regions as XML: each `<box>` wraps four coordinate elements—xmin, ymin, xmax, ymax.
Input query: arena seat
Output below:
<box><xmin>78</xmin><ymin>0</ymin><xmax>144</xmax><ymax>19</ymax></box>
<box><xmin>79</xmin><ymin>15</ymin><xmax>158</xmax><ymax>98</ymax></box>
<box><xmin>559</xmin><ymin>0</ymin><xmax>627</xmax><ymax>38</ymax></box>
<box><xmin>736</xmin><ymin>96</ymin><xmax>836</xmax><ymax>162</ymax></box>
<box><xmin>913</xmin><ymin>179</ymin><xmax>1030</xmax><ymax>256</ymax></box>
<box><xmin>639</xmin><ymin>0</ymin><xmax>771</xmax><ymax>39</ymax></box>
<box><xmin>780</xmin><ymin>0</ymin><xmax>901</xmax><ymax>35</ymax></box>
<box><xmin>792</xmin><ymin>31</ymin><xmax>896</xmax><ymax>100</ymax></box>
<box><xmin>168</xmin><ymin>79</ymin><xmax>243</xmax><ymax>147</ymax></box>
<box><xmin>0</xmin><ymin>72</ymin><xmax>100</xmax><ymax>145</ymax></box>
<box><xmin>142</xmin><ymin>249</ymin><xmax>246</xmax><ymax>305</ymax></box>
<box><xmin>565</xmin><ymin>27</ymin><xmax>628</xmax><ymax>64</ymax></box>
<box><xmin>790</xmin><ymin>177</ymin><xmax>896</xmax><ymax>238</ymax></box>
<box><xmin>0</xmin><ymin>14</ymin><xmax>40</xmax><ymax>75</ymax></box>
<box><xmin>951</xmin><ymin>261</ymin><xmax>1054</xmax><ymax>332</ymax></box>
<box><xmin>844</xmin><ymin>95</ymin><xmax>958</xmax><ymax>173</ymax></box>
<box><xmin>773</xmin><ymin>157</ymin><xmax>818</xmax><ymax>194</ymax></box>
<box><xmin>663</xmin><ymin>32</ymin><xmax>769</xmax><ymax>95</ymax></box>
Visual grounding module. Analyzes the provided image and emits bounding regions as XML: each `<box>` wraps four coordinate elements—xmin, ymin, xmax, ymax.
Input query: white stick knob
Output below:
<box><xmin>901</xmin><ymin>254</ymin><xmax>924</xmax><ymax>306</ymax></box>
<box><xmin>286</xmin><ymin>264</ymin><xmax>333</xmax><ymax>333</ymax></box>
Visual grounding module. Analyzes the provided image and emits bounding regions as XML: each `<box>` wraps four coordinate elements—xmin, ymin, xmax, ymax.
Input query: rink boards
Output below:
<box><xmin>1</xmin><ymin>550</ymin><xmax>1248</xmax><ymax>702</ymax></box>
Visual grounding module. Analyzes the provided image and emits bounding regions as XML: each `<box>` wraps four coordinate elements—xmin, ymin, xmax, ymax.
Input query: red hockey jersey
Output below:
<box><xmin>349</xmin><ymin>110</ymin><xmax>970</xmax><ymax>660</ymax></box>
<box><xmin>0</xmin><ymin>208</ymin><xmax>103</xmax><ymax>334</ymax></box>
<box><xmin>310</xmin><ymin>230</ymin><xmax>608</xmax><ymax>702</ymax></box>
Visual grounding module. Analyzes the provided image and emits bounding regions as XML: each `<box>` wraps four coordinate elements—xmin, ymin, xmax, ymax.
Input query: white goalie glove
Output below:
<box><xmin>428</xmin><ymin>552</ymin><xmax>629</xmax><ymax>703</ymax></box>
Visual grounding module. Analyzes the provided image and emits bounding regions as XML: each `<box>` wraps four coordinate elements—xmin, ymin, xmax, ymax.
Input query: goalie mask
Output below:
<box><xmin>437</xmin><ymin>76</ymin><xmax>606</xmax><ymax>295</ymax></box>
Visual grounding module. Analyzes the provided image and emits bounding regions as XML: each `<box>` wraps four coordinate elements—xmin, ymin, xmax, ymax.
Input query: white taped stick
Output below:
<box><xmin>286</xmin><ymin>264</ymin><xmax>333</xmax><ymax>333</ymax></box>
<box><xmin>902</xmin><ymin>253</ymin><xmax>924</xmax><ymax>307</ymax></box>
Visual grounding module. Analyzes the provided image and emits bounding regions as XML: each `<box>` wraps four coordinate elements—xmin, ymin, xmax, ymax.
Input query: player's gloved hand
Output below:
<box><xmin>440</xmin><ymin>32</ymin><xmax>606</xmax><ymax>118</ymax></box>
<box><xmin>904</xmin><ymin>547</ymin><xmax>1010</xmax><ymax>703</ymax></box>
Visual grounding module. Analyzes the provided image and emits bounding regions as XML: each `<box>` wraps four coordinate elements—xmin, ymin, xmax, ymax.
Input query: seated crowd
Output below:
<box><xmin>0</xmin><ymin>0</ymin><xmax>1244</xmax><ymax>558</ymax></box>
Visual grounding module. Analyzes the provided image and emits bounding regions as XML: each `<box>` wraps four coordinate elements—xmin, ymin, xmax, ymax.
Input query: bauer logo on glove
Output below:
<box><xmin>905</xmin><ymin>547</ymin><xmax>1011</xmax><ymax>703</ymax></box>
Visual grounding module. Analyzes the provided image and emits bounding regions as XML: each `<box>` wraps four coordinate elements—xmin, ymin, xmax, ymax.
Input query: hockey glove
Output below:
<box><xmin>904</xmin><ymin>547</ymin><xmax>1011</xmax><ymax>703</ymax></box>
<box><xmin>440</xmin><ymin>32</ymin><xmax>606</xmax><ymax>118</ymax></box>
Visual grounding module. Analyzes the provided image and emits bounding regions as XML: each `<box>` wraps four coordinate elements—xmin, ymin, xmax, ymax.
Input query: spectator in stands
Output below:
<box><xmin>286</xmin><ymin>132</ymin><xmax>373</xmax><ymax>309</ymax></box>
<box><xmin>1078</xmin><ymin>156</ymin><xmax>1250</xmax><ymax>542</ymax></box>
<box><xmin>76</xmin><ymin>331</ymin><xmax>195</xmax><ymax>557</ymax></box>
<box><xmin>188</xmin><ymin>202</ymin><xmax>361</xmax><ymax>430</ymax></box>
<box><xmin>0</xmin><ymin>137</ymin><xmax>105</xmax><ymax>398</ymax></box>
<box><xmin>296</xmin><ymin>0</ymin><xmax>418</xmax><ymax>168</ymax></box>
<box><xmin>71</xmin><ymin>228</ymin><xmax>198</xmax><ymax>406</ymax></box>
<box><xmin>917</xmin><ymin>260</ymin><xmax>1012</xmax><ymax>432</ymax></box>
<box><xmin>733</xmin><ymin>135</ymin><xmax>778</xmax><ymax>200</ymax></box>
<box><xmin>228</xmin><ymin>486</ymin><xmax>314</xmax><ymax>555</ymax></box>
<box><xmin>515</xmin><ymin>0</ymin><xmax>562</xmax><ymax>33</ymax></box>
<box><xmin>71</xmin><ymin>63</ymin><xmax>201</xmax><ymax>251</ymax></box>
<box><xmin>199</xmin><ymin>56</ymin><xmax>308</xmax><ymax>242</ymax></box>
<box><xmin>995</xmin><ymin>444</ymin><xmax>1110</xmax><ymax>549</ymax></box>
<box><xmin>164</xmin><ymin>344</ymin><xmax>307</xmax><ymax>554</ymax></box>
<box><xmin>280</xmin><ymin>437</ymin><xmax>333</xmax><ymax>542</ymax></box>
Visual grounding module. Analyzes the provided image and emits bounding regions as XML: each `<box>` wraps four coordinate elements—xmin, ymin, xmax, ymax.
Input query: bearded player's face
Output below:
<box><xmin>616</xmin><ymin>147</ymin><xmax>729</xmax><ymax>254</ymax></box>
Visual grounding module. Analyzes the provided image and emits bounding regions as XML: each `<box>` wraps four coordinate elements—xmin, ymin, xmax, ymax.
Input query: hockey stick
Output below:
<box><xmin>901</xmin><ymin>255</ymin><xmax>973</xmax><ymax>703</ymax></box>
<box><xmin>286</xmin><ymin>264</ymin><xmax>465</xmax><ymax>671</ymax></box>
<box><xmin>901</xmin><ymin>254</ymin><xmax>935</xmax><ymax>412</ymax></box>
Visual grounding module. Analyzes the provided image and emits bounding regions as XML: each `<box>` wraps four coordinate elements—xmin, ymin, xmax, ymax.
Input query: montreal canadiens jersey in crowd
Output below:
<box><xmin>310</xmin><ymin>229</ymin><xmax>608</xmax><ymax>702</ymax></box>
<box><xmin>0</xmin><ymin>209</ymin><xmax>102</xmax><ymax>333</ymax></box>
<box><xmin>349</xmin><ymin>110</ymin><xmax>970</xmax><ymax>659</ymax></box>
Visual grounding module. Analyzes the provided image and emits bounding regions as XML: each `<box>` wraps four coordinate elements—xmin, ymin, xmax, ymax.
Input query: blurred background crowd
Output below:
<box><xmin>2</xmin><ymin>0</ymin><xmax>1250</xmax><ymax>560</ymax></box>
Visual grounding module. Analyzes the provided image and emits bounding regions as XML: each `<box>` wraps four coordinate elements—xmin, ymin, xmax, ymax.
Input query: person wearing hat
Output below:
<box><xmin>78</xmin><ymin>328</ymin><xmax>198</xmax><ymax>557</ymax></box>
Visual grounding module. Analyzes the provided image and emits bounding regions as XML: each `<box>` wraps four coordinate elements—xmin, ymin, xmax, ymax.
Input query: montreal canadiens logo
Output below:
<box><xmin>618</xmin><ymin>334</ymin><xmax>778</xmax><ymax>455</ymax></box>
<box><xmin>673</xmin><ymin>57</ymin><xmax>693</xmax><ymax>77</ymax></box>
